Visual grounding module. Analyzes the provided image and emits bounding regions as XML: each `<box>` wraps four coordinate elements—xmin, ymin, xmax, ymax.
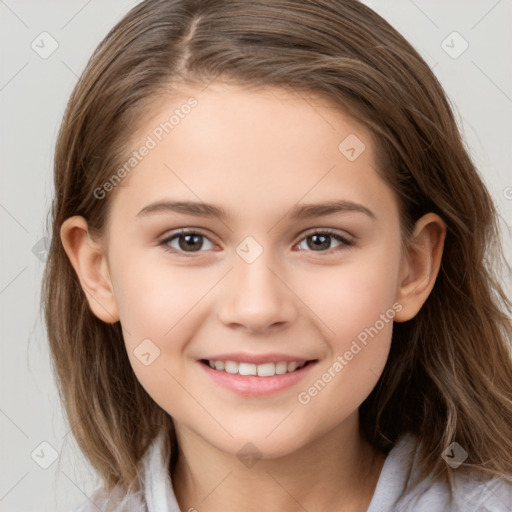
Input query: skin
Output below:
<box><xmin>61</xmin><ymin>83</ymin><xmax>445</xmax><ymax>512</ymax></box>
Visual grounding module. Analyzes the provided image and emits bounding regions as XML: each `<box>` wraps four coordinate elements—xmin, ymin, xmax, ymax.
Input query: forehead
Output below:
<box><xmin>106</xmin><ymin>83</ymin><xmax>395</xmax><ymax>225</ymax></box>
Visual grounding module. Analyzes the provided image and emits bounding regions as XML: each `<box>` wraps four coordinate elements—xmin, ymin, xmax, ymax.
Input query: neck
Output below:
<box><xmin>171</xmin><ymin>413</ymin><xmax>386</xmax><ymax>512</ymax></box>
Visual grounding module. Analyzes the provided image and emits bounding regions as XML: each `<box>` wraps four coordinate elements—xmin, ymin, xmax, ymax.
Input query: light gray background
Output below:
<box><xmin>1</xmin><ymin>1</ymin><xmax>511</xmax><ymax>511</ymax></box>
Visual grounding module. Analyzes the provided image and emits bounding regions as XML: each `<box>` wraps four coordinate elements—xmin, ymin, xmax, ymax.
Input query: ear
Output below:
<box><xmin>60</xmin><ymin>216</ymin><xmax>120</xmax><ymax>324</ymax></box>
<box><xmin>394</xmin><ymin>213</ymin><xmax>446</xmax><ymax>322</ymax></box>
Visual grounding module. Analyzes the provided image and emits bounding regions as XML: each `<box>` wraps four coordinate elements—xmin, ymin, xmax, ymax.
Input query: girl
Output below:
<box><xmin>43</xmin><ymin>0</ymin><xmax>512</xmax><ymax>511</ymax></box>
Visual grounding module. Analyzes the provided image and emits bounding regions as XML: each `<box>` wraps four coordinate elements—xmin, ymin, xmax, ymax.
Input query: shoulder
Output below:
<box><xmin>368</xmin><ymin>433</ymin><xmax>512</xmax><ymax>512</ymax></box>
<box><xmin>449</xmin><ymin>469</ymin><xmax>512</xmax><ymax>511</ymax></box>
<box><xmin>69</xmin><ymin>427</ymin><xmax>178</xmax><ymax>512</ymax></box>
<box><xmin>403</xmin><ymin>469</ymin><xmax>512</xmax><ymax>512</ymax></box>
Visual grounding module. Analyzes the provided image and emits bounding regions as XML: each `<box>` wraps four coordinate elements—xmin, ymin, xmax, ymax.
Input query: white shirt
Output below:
<box><xmin>73</xmin><ymin>428</ymin><xmax>512</xmax><ymax>511</ymax></box>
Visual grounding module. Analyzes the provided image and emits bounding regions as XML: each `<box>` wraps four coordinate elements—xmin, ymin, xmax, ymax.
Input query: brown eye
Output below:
<box><xmin>160</xmin><ymin>230</ymin><xmax>215</xmax><ymax>254</ymax></box>
<box><xmin>296</xmin><ymin>230</ymin><xmax>353</xmax><ymax>253</ymax></box>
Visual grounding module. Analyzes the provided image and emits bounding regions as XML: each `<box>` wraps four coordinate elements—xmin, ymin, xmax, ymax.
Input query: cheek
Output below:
<box><xmin>109</xmin><ymin>254</ymin><xmax>220</xmax><ymax>392</ymax></box>
<box><xmin>109</xmin><ymin>256</ymin><xmax>208</xmax><ymax>412</ymax></box>
<box><xmin>294</xmin><ymin>244</ymin><xmax>400</xmax><ymax>404</ymax></box>
<box><xmin>296</xmin><ymin>285</ymin><xmax>395</xmax><ymax>421</ymax></box>
<box><xmin>111</xmin><ymin>254</ymin><xmax>211</xmax><ymax>341</ymax></box>
<box><xmin>302</xmin><ymin>244</ymin><xmax>401</xmax><ymax>341</ymax></box>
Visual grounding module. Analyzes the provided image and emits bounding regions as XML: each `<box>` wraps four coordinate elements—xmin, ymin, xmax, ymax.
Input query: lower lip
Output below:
<box><xmin>198</xmin><ymin>360</ymin><xmax>317</xmax><ymax>397</ymax></box>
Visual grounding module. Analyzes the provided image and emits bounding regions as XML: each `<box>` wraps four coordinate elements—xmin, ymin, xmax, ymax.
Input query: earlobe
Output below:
<box><xmin>60</xmin><ymin>216</ymin><xmax>120</xmax><ymax>324</ymax></box>
<box><xmin>394</xmin><ymin>213</ymin><xmax>446</xmax><ymax>322</ymax></box>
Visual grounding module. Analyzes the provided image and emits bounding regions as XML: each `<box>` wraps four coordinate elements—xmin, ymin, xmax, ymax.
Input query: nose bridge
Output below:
<box><xmin>216</xmin><ymin>237</ymin><xmax>297</xmax><ymax>331</ymax></box>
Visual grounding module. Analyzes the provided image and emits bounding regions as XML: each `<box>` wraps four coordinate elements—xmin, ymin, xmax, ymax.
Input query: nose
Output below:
<box><xmin>216</xmin><ymin>250</ymin><xmax>299</xmax><ymax>334</ymax></box>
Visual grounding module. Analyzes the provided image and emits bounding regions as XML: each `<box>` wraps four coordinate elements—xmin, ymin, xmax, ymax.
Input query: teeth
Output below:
<box><xmin>275</xmin><ymin>362</ymin><xmax>288</xmax><ymax>374</ymax></box>
<box><xmin>239</xmin><ymin>362</ymin><xmax>257</xmax><ymax>376</ymax></box>
<box><xmin>257</xmin><ymin>363</ymin><xmax>275</xmax><ymax>377</ymax></box>
<box><xmin>225</xmin><ymin>361</ymin><xmax>238</xmax><ymax>374</ymax></box>
<box><xmin>287</xmin><ymin>362</ymin><xmax>299</xmax><ymax>372</ymax></box>
<box><xmin>206</xmin><ymin>360</ymin><xmax>308</xmax><ymax>376</ymax></box>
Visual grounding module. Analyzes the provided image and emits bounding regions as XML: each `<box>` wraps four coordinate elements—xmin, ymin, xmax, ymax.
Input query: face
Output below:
<box><xmin>98</xmin><ymin>84</ymin><xmax>407</xmax><ymax>458</ymax></box>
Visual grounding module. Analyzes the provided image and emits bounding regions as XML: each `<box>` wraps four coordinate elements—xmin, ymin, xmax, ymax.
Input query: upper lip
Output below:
<box><xmin>200</xmin><ymin>353</ymin><xmax>316</xmax><ymax>365</ymax></box>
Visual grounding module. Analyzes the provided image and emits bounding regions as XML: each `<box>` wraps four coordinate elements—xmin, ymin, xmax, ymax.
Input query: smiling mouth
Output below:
<box><xmin>199</xmin><ymin>359</ymin><xmax>317</xmax><ymax>377</ymax></box>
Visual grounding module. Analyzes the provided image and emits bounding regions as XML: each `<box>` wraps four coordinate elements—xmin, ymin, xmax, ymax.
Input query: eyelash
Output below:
<box><xmin>158</xmin><ymin>228</ymin><xmax>354</xmax><ymax>258</ymax></box>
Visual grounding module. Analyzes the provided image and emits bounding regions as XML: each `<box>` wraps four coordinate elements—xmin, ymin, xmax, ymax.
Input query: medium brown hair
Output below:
<box><xmin>43</xmin><ymin>0</ymin><xmax>512</xmax><ymax>500</ymax></box>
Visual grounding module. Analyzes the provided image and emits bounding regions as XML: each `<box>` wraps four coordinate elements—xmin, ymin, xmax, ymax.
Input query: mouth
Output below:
<box><xmin>198</xmin><ymin>358</ymin><xmax>319</xmax><ymax>396</ymax></box>
<box><xmin>199</xmin><ymin>359</ymin><xmax>317</xmax><ymax>377</ymax></box>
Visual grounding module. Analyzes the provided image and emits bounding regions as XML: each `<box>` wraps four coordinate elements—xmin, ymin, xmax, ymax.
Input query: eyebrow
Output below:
<box><xmin>136</xmin><ymin>199</ymin><xmax>376</xmax><ymax>221</ymax></box>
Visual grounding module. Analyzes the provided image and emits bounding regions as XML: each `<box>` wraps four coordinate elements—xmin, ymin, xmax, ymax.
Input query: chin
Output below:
<box><xmin>215</xmin><ymin>428</ymin><xmax>311</xmax><ymax>461</ymax></box>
